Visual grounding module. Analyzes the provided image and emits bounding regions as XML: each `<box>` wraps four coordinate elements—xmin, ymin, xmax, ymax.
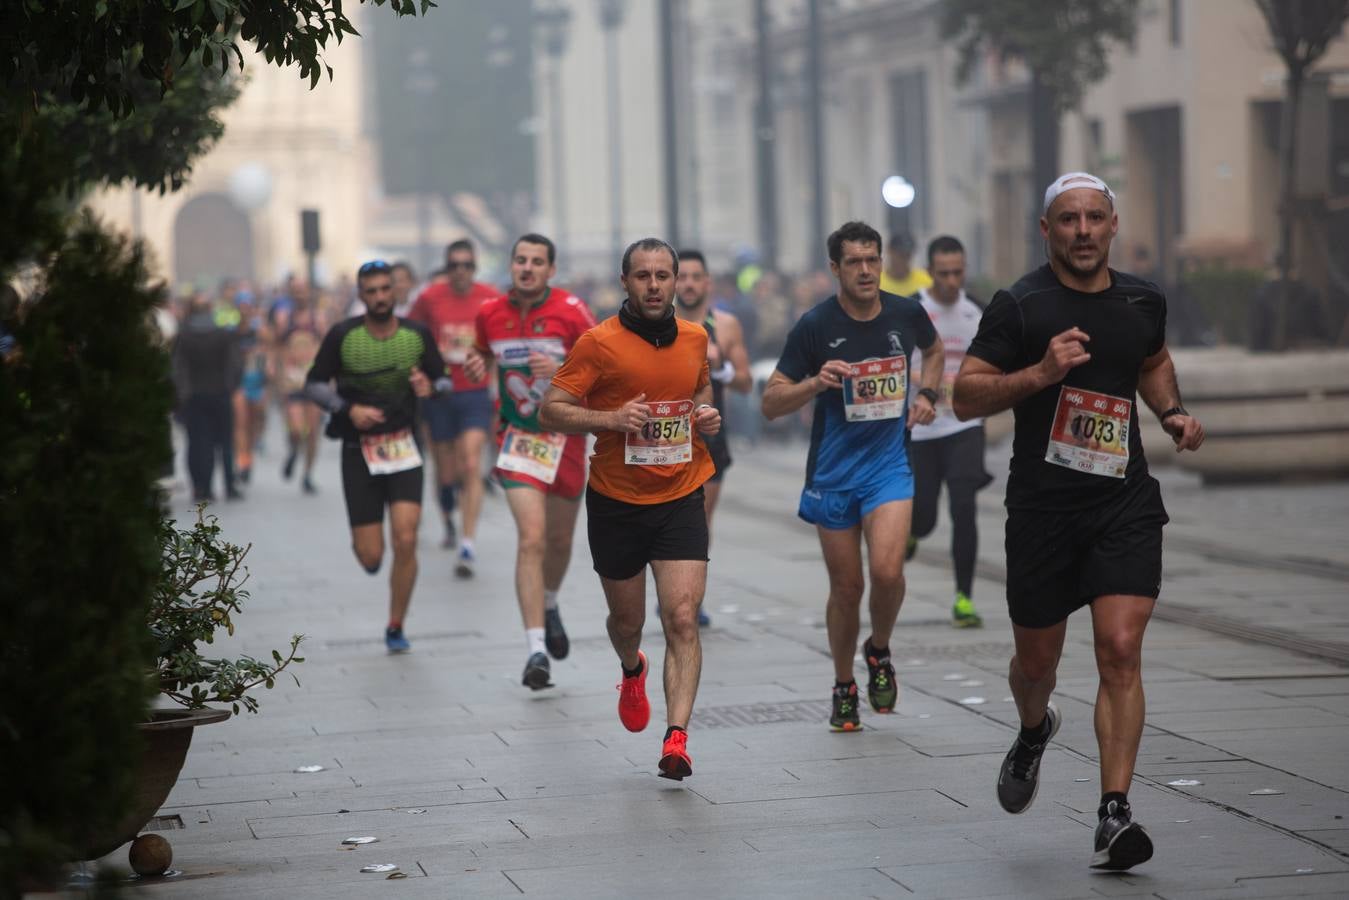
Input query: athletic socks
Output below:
<box><xmin>526</xmin><ymin>628</ymin><xmax>546</xmax><ymax>657</ymax></box>
<box><xmin>622</xmin><ymin>656</ymin><xmax>644</xmax><ymax>678</ymax></box>
<box><xmin>834</xmin><ymin>679</ymin><xmax>856</xmax><ymax>693</ymax></box>
<box><xmin>1099</xmin><ymin>791</ymin><xmax>1129</xmax><ymax>819</ymax></box>
<box><xmin>1019</xmin><ymin>713</ymin><xmax>1053</xmax><ymax>745</ymax></box>
<box><xmin>544</xmin><ymin>589</ymin><xmax>559</xmax><ymax>611</ymax></box>
<box><xmin>863</xmin><ymin>639</ymin><xmax>890</xmax><ymax>661</ymax></box>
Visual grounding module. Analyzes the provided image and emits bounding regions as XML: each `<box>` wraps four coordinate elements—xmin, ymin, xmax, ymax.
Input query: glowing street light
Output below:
<box><xmin>881</xmin><ymin>175</ymin><xmax>916</xmax><ymax>209</ymax></box>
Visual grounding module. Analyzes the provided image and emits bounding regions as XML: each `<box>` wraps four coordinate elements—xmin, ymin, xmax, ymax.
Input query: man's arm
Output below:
<box><xmin>909</xmin><ymin>336</ymin><xmax>944</xmax><ymax>425</ymax></box>
<box><xmin>714</xmin><ymin>311</ymin><xmax>754</xmax><ymax>394</ymax></box>
<box><xmin>1137</xmin><ymin>344</ymin><xmax>1205</xmax><ymax>452</ymax></box>
<box><xmin>952</xmin><ymin>327</ymin><xmax>1089</xmax><ymax>421</ymax></box>
<box><xmin>539</xmin><ymin>385</ymin><xmax>646</xmax><ymax>434</ymax></box>
<box><xmin>761</xmin><ymin>360</ymin><xmax>851</xmax><ymax>420</ymax></box>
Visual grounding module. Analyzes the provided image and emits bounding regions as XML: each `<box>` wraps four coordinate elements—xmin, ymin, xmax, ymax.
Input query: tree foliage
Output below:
<box><xmin>0</xmin><ymin>213</ymin><xmax>172</xmax><ymax>882</ymax></box>
<box><xmin>1254</xmin><ymin>0</ymin><xmax>1349</xmax><ymax>78</ymax></box>
<box><xmin>30</xmin><ymin>49</ymin><xmax>243</xmax><ymax>195</ymax></box>
<box><xmin>3</xmin><ymin>0</ymin><xmax>434</xmax><ymax>117</ymax></box>
<box><xmin>940</xmin><ymin>0</ymin><xmax>1140</xmax><ymax>112</ymax></box>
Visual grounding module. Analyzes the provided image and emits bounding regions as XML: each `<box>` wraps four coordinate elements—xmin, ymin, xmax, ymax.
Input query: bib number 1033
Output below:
<box><xmin>1045</xmin><ymin>387</ymin><xmax>1131</xmax><ymax>478</ymax></box>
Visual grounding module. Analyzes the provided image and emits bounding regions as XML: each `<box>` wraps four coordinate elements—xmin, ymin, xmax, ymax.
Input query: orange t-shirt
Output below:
<box><xmin>550</xmin><ymin>316</ymin><xmax>715</xmax><ymax>505</ymax></box>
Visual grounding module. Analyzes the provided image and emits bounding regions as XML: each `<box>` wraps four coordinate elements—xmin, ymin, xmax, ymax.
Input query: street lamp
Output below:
<box><xmin>881</xmin><ymin>175</ymin><xmax>916</xmax><ymax>209</ymax></box>
<box><xmin>598</xmin><ymin>0</ymin><xmax>628</xmax><ymax>274</ymax></box>
<box><xmin>537</xmin><ymin>3</ymin><xmax>573</xmax><ymax>259</ymax></box>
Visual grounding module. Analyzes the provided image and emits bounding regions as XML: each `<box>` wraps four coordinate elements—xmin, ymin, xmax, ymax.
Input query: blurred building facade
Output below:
<box><xmin>88</xmin><ymin>8</ymin><xmax>377</xmax><ymax>290</ymax></box>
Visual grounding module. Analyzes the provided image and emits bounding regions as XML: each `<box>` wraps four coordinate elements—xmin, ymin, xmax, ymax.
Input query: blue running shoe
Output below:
<box><xmin>385</xmin><ymin>626</ymin><xmax>411</xmax><ymax>654</ymax></box>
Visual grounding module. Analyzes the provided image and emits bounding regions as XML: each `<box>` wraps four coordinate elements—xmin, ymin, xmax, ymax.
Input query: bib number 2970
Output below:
<box><xmin>842</xmin><ymin>355</ymin><xmax>907</xmax><ymax>422</ymax></box>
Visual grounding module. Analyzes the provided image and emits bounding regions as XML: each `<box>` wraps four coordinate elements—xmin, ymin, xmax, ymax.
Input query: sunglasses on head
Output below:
<box><xmin>446</xmin><ymin>260</ymin><xmax>476</xmax><ymax>271</ymax></box>
<box><xmin>358</xmin><ymin>260</ymin><xmax>392</xmax><ymax>277</ymax></box>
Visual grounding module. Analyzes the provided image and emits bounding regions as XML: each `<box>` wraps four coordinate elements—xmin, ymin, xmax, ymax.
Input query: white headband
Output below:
<box><xmin>1043</xmin><ymin>172</ymin><xmax>1116</xmax><ymax>214</ymax></box>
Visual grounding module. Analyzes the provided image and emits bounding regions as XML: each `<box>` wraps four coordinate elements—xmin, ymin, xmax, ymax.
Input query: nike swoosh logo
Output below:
<box><xmin>1124</xmin><ymin>295</ymin><xmax>1143</xmax><ymax>304</ymax></box>
<box><xmin>828</xmin><ymin>338</ymin><xmax>846</xmax><ymax>348</ymax></box>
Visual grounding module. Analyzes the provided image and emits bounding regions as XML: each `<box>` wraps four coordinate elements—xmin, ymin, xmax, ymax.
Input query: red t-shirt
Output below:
<box><xmin>407</xmin><ymin>281</ymin><xmax>499</xmax><ymax>392</ymax></box>
<box><xmin>474</xmin><ymin>288</ymin><xmax>595</xmax><ymax>431</ymax></box>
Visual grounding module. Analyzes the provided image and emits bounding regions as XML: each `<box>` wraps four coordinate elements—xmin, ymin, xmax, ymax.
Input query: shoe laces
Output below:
<box><xmin>664</xmin><ymin>729</ymin><xmax>688</xmax><ymax>752</ymax></box>
<box><xmin>1008</xmin><ymin>736</ymin><xmax>1043</xmax><ymax>781</ymax></box>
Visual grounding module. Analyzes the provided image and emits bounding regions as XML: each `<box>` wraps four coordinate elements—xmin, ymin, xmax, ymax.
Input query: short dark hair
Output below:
<box><xmin>445</xmin><ymin>239</ymin><xmax>474</xmax><ymax>260</ymax></box>
<box><xmin>888</xmin><ymin>232</ymin><xmax>917</xmax><ymax>253</ymax></box>
<box><xmin>622</xmin><ymin>237</ymin><xmax>679</xmax><ymax>276</ymax></box>
<box><xmin>677</xmin><ymin>248</ymin><xmax>707</xmax><ymax>271</ymax></box>
<box><xmin>827</xmin><ymin>221</ymin><xmax>884</xmax><ymax>264</ymax></box>
<box><xmin>512</xmin><ymin>233</ymin><xmax>556</xmax><ymax>265</ymax></box>
<box><xmin>926</xmin><ymin>235</ymin><xmax>965</xmax><ymax>266</ymax></box>
<box><xmin>391</xmin><ymin>260</ymin><xmax>416</xmax><ymax>280</ymax></box>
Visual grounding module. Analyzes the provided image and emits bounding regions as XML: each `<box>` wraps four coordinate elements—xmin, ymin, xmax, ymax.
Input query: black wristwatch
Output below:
<box><xmin>1159</xmin><ymin>406</ymin><xmax>1187</xmax><ymax>422</ymax></box>
<box><xmin>917</xmin><ymin>387</ymin><xmax>940</xmax><ymax>405</ymax></box>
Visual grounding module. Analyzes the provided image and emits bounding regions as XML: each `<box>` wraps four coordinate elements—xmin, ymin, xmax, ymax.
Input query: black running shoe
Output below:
<box><xmin>996</xmin><ymin>702</ymin><xmax>1061</xmax><ymax>814</ymax></box>
<box><xmin>865</xmin><ymin>646</ymin><xmax>898</xmax><ymax>713</ymax></box>
<box><xmin>1090</xmin><ymin>799</ymin><xmax>1153</xmax><ymax>870</ymax></box>
<box><xmin>522</xmin><ymin>652</ymin><xmax>553</xmax><ymax>690</ymax></box>
<box><xmin>544</xmin><ymin>608</ymin><xmax>569</xmax><ymax>660</ymax></box>
<box><xmin>282</xmin><ymin>450</ymin><xmax>297</xmax><ymax>480</ymax></box>
<box><xmin>829</xmin><ymin>682</ymin><xmax>862</xmax><ymax>732</ymax></box>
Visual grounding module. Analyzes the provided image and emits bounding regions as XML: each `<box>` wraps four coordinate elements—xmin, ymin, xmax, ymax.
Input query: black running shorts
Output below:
<box><xmin>1004</xmin><ymin>475</ymin><xmax>1169</xmax><ymax>628</ymax></box>
<box><xmin>340</xmin><ymin>441</ymin><xmax>424</xmax><ymax>527</ymax></box>
<box><xmin>586</xmin><ymin>485</ymin><xmax>709</xmax><ymax>581</ymax></box>
<box><xmin>705</xmin><ymin>431</ymin><xmax>733</xmax><ymax>483</ymax></box>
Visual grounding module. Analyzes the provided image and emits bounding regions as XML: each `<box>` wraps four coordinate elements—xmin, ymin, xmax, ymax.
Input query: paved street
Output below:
<box><xmin>101</xmin><ymin>429</ymin><xmax>1349</xmax><ymax>898</ymax></box>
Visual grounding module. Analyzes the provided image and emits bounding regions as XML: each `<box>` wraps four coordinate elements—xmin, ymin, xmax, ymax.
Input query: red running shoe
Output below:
<box><xmin>617</xmin><ymin>650</ymin><xmax>650</xmax><ymax>732</ymax></box>
<box><xmin>658</xmin><ymin>729</ymin><xmax>692</xmax><ymax>780</ymax></box>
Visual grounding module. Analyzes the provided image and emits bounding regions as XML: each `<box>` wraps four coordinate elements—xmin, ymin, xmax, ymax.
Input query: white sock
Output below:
<box><xmin>526</xmin><ymin>628</ymin><xmax>546</xmax><ymax>657</ymax></box>
<box><xmin>544</xmin><ymin>589</ymin><xmax>559</xmax><ymax>611</ymax></box>
<box><xmin>460</xmin><ymin>537</ymin><xmax>475</xmax><ymax>553</ymax></box>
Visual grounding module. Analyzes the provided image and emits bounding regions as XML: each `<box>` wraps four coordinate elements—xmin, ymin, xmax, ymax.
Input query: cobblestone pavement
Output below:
<box><xmin>92</xmin><ymin>431</ymin><xmax>1349</xmax><ymax>898</ymax></box>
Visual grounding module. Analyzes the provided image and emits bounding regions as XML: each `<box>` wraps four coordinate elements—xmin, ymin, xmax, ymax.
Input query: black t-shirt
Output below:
<box><xmin>307</xmin><ymin>316</ymin><xmax>445</xmax><ymax>441</ymax></box>
<box><xmin>966</xmin><ymin>265</ymin><xmax>1167</xmax><ymax>512</ymax></box>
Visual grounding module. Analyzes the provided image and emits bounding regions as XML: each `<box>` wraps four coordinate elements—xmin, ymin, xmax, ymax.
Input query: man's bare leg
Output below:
<box><xmin>1090</xmin><ymin>595</ymin><xmax>1154</xmax><ymax>794</ymax></box>
<box><xmin>652</xmin><ymin>559</ymin><xmax>706</xmax><ymax>727</ymax></box>
<box><xmin>817</xmin><ymin>525</ymin><xmax>864</xmax><ymax>683</ymax></box>
<box><xmin>456</xmin><ymin>428</ymin><xmax>488</xmax><ymax>542</ymax></box>
<box><xmin>387</xmin><ymin>500</ymin><xmax>421</xmax><ymax>627</ymax></box>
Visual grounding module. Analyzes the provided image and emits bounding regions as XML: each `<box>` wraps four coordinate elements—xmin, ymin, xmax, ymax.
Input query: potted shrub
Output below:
<box><xmin>79</xmin><ymin>508</ymin><xmax>306</xmax><ymax>862</ymax></box>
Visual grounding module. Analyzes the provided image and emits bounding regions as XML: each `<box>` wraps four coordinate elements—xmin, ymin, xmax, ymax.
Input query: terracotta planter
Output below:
<box><xmin>80</xmin><ymin>707</ymin><xmax>230</xmax><ymax>860</ymax></box>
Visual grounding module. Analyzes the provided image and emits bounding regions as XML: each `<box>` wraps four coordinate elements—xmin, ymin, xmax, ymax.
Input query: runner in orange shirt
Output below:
<box><xmin>541</xmin><ymin>237</ymin><xmax>721</xmax><ymax>780</ymax></box>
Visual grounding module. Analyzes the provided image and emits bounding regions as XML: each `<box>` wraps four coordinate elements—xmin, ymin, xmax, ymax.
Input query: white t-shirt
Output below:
<box><xmin>911</xmin><ymin>288</ymin><xmax>984</xmax><ymax>441</ymax></box>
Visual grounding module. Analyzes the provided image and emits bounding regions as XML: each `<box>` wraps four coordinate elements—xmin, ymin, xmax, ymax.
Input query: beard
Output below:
<box><xmin>675</xmin><ymin>292</ymin><xmax>705</xmax><ymax>310</ymax></box>
<box><xmin>1053</xmin><ymin>242</ymin><xmax>1107</xmax><ymax>279</ymax></box>
<box><xmin>366</xmin><ymin>304</ymin><xmax>395</xmax><ymax>323</ymax></box>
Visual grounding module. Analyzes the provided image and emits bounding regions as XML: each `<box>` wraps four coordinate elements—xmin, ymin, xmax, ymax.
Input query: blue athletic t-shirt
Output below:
<box><xmin>775</xmin><ymin>292</ymin><xmax>937</xmax><ymax>491</ymax></box>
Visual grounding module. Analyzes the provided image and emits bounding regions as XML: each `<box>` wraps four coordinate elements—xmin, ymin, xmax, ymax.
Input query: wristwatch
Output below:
<box><xmin>917</xmin><ymin>387</ymin><xmax>940</xmax><ymax>405</ymax></box>
<box><xmin>1159</xmin><ymin>406</ymin><xmax>1187</xmax><ymax>421</ymax></box>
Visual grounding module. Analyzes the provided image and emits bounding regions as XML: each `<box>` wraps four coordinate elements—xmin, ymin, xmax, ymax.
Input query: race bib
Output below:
<box><xmin>625</xmin><ymin>400</ymin><xmax>693</xmax><ymax>466</ymax></box>
<box><xmin>360</xmin><ymin>428</ymin><xmax>423</xmax><ymax>475</ymax></box>
<box><xmin>1045</xmin><ymin>387</ymin><xmax>1131</xmax><ymax>478</ymax></box>
<box><xmin>496</xmin><ymin>425</ymin><xmax>566</xmax><ymax>484</ymax></box>
<box><xmin>843</xmin><ymin>355</ymin><xmax>907</xmax><ymax>422</ymax></box>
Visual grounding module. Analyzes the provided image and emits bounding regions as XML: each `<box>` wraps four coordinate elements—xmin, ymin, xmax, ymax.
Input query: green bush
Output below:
<box><xmin>0</xmin><ymin>213</ymin><xmax>171</xmax><ymax>885</ymax></box>
<box><xmin>155</xmin><ymin>508</ymin><xmax>304</xmax><ymax>715</ymax></box>
<box><xmin>1179</xmin><ymin>265</ymin><xmax>1265</xmax><ymax>347</ymax></box>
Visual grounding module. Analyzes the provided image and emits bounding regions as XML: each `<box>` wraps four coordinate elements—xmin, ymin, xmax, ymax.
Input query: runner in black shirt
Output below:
<box><xmin>304</xmin><ymin>260</ymin><xmax>449</xmax><ymax>654</ymax></box>
<box><xmin>954</xmin><ymin>173</ymin><xmax>1204</xmax><ymax>871</ymax></box>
